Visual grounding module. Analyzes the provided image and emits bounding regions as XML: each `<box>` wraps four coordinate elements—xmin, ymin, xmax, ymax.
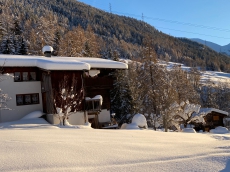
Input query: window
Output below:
<box><xmin>31</xmin><ymin>94</ymin><xmax>39</xmax><ymax>104</ymax></box>
<box><xmin>14</xmin><ymin>72</ymin><xmax>37</xmax><ymax>82</ymax></box>
<box><xmin>23</xmin><ymin>72</ymin><xmax>29</xmax><ymax>81</ymax></box>
<box><xmin>16</xmin><ymin>95</ymin><xmax>23</xmax><ymax>105</ymax></box>
<box><xmin>213</xmin><ymin>116</ymin><xmax>219</xmax><ymax>121</ymax></box>
<box><xmin>24</xmin><ymin>94</ymin><xmax>31</xmax><ymax>104</ymax></box>
<box><xmin>30</xmin><ymin>72</ymin><xmax>36</xmax><ymax>81</ymax></box>
<box><xmin>14</xmin><ymin>72</ymin><xmax>21</xmax><ymax>81</ymax></box>
<box><xmin>16</xmin><ymin>93</ymin><xmax>39</xmax><ymax>106</ymax></box>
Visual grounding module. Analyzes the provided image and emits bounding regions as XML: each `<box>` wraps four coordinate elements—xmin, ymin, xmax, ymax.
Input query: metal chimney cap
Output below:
<box><xmin>42</xmin><ymin>45</ymin><xmax>53</xmax><ymax>53</ymax></box>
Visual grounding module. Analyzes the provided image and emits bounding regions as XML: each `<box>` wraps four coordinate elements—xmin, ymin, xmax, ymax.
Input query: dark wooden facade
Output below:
<box><xmin>203</xmin><ymin>111</ymin><xmax>228</xmax><ymax>132</ymax></box>
<box><xmin>50</xmin><ymin>70</ymin><xmax>84</xmax><ymax>112</ymax></box>
<box><xmin>83</xmin><ymin>69</ymin><xmax>114</xmax><ymax>128</ymax></box>
<box><xmin>3</xmin><ymin>67</ymin><xmax>39</xmax><ymax>73</ymax></box>
<box><xmin>84</xmin><ymin>69</ymin><xmax>114</xmax><ymax>110</ymax></box>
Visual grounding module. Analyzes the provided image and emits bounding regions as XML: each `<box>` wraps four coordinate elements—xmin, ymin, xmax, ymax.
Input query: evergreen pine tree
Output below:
<box><xmin>83</xmin><ymin>41</ymin><xmax>91</xmax><ymax>57</ymax></box>
<box><xmin>53</xmin><ymin>30</ymin><xmax>61</xmax><ymax>56</ymax></box>
<box><xmin>1</xmin><ymin>37</ymin><xmax>12</xmax><ymax>54</ymax></box>
<box><xmin>110</xmin><ymin>69</ymin><xmax>135</xmax><ymax>124</ymax></box>
<box><xmin>18</xmin><ymin>37</ymin><xmax>28</xmax><ymax>55</ymax></box>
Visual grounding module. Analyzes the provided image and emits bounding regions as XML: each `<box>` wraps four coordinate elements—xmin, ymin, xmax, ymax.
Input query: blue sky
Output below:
<box><xmin>78</xmin><ymin>0</ymin><xmax>230</xmax><ymax>46</ymax></box>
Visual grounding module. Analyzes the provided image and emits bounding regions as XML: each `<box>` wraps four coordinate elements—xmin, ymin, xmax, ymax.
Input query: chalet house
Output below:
<box><xmin>199</xmin><ymin>108</ymin><xmax>229</xmax><ymax>132</ymax></box>
<box><xmin>0</xmin><ymin>46</ymin><xmax>128</xmax><ymax>128</ymax></box>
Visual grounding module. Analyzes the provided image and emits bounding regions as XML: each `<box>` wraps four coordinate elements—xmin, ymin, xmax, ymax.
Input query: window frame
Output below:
<box><xmin>14</xmin><ymin>72</ymin><xmax>21</xmax><ymax>82</ymax></box>
<box><xmin>16</xmin><ymin>93</ymin><xmax>40</xmax><ymax>106</ymax></box>
<box><xmin>14</xmin><ymin>71</ymin><xmax>37</xmax><ymax>82</ymax></box>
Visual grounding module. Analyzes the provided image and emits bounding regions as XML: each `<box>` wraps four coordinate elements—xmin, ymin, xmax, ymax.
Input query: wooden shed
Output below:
<box><xmin>199</xmin><ymin>108</ymin><xmax>229</xmax><ymax>132</ymax></box>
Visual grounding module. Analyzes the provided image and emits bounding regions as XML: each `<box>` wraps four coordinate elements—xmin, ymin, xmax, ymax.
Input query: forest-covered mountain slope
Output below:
<box><xmin>1</xmin><ymin>0</ymin><xmax>230</xmax><ymax>72</ymax></box>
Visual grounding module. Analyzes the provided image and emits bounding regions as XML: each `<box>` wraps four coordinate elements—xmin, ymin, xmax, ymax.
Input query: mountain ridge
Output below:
<box><xmin>191</xmin><ymin>38</ymin><xmax>230</xmax><ymax>56</ymax></box>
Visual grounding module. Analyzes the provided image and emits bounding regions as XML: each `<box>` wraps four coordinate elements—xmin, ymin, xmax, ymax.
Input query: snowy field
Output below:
<box><xmin>0</xmin><ymin>119</ymin><xmax>230</xmax><ymax>172</ymax></box>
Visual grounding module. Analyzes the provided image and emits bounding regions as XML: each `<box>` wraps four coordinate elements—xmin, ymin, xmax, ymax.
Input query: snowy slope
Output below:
<box><xmin>122</xmin><ymin>59</ymin><xmax>230</xmax><ymax>84</ymax></box>
<box><xmin>165</xmin><ymin>61</ymin><xmax>230</xmax><ymax>84</ymax></box>
<box><xmin>0</xmin><ymin>119</ymin><xmax>230</xmax><ymax>172</ymax></box>
<box><xmin>192</xmin><ymin>38</ymin><xmax>230</xmax><ymax>56</ymax></box>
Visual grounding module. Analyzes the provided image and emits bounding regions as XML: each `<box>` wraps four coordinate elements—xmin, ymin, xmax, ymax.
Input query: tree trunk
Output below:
<box><xmin>184</xmin><ymin>123</ymin><xmax>187</xmax><ymax>128</ymax></box>
<box><xmin>163</xmin><ymin>115</ymin><xmax>168</xmax><ymax>132</ymax></box>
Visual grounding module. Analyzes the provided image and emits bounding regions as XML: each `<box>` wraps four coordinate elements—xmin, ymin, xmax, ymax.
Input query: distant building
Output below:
<box><xmin>199</xmin><ymin>108</ymin><xmax>229</xmax><ymax>132</ymax></box>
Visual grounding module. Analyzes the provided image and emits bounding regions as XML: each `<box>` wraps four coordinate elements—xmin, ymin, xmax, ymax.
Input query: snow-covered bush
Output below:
<box><xmin>120</xmin><ymin>114</ymin><xmax>147</xmax><ymax>129</ymax></box>
<box><xmin>210</xmin><ymin>126</ymin><xmax>229</xmax><ymax>134</ymax></box>
<box><xmin>132</xmin><ymin>114</ymin><xmax>147</xmax><ymax>128</ymax></box>
<box><xmin>182</xmin><ymin>128</ymin><xmax>197</xmax><ymax>133</ymax></box>
<box><xmin>120</xmin><ymin>123</ymin><xmax>140</xmax><ymax>130</ymax></box>
<box><xmin>164</xmin><ymin>100</ymin><xmax>205</xmax><ymax>131</ymax></box>
<box><xmin>120</xmin><ymin>123</ymin><xmax>127</xmax><ymax>129</ymax></box>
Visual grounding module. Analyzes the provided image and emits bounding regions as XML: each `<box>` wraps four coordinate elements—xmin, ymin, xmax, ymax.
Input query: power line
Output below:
<box><xmin>80</xmin><ymin>1</ymin><xmax>228</xmax><ymax>33</ymax></box>
<box><xmin>79</xmin><ymin>1</ymin><xmax>230</xmax><ymax>39</ymax></box>
<box><xmin>109</xmin><ymin>10</ymin><xmax>230</xmax><ymax>33</ymax></box>
<box><xmin>144</xmin><ymin>16</ymin><xmax>230</xmax><ymax>33</ymax></box>
<box><xmin>155</xmin><ymin>26</ymin><xmax>230</xmax><ymax>40</ymax></box>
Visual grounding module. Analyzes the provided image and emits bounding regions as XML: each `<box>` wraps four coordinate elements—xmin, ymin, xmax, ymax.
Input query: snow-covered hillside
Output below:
<box><xmin>0</xmin><ymin>119</ymin><xmax>230</xmax><ymax>172</ymax></box>
<box><xmin>192</xmin><ymin>38</ymin><xmax>230</xmax><ymax>56</ymax></box>
<box><xmin>122</xmin><ymin>59</ymin><xmax>230</xmax><ymax>85</ymax></box>
<box><xmin>165</xmin><ymin>61</ymin><xmax>230</xmax><ymax>84</ymax></box>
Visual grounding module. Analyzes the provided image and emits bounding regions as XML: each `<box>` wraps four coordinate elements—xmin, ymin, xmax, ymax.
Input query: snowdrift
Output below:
<box><xmin>210</xmin><ymin>126</ymin><xmax>229</xmax><ymax>134</ymax></box>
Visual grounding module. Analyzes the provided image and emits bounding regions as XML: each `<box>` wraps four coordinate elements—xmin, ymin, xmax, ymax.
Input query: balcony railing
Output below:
<box><xmin>85</xmin><ymin>99</ymin><xmax>101</xmax><ymax>112</ymax></box>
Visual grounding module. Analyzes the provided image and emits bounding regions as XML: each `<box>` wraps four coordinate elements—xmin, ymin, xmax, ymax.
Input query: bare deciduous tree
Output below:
<box><xmin>54</xmin><ymin>74</ymin><xmax>83</xmax><ymax>126</ymax></box>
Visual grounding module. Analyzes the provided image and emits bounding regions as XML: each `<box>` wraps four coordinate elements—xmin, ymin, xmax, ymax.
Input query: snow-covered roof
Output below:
<box><xmin>199</xmin><ymin>108</ymin><xmax>229</xmax><ymax>116</ymax></box>
<box><xmin>0</xmin><ymin>54</ymin><xmax>128</xmax><ymax>70</ymax></box>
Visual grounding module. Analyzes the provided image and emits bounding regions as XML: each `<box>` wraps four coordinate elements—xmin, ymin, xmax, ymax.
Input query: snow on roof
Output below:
<box><xmin>199</xmin><ymin>108</ymin><xmax>229</xmax><ymax>116</ymax></box>
<box><xmin>0</xmin><ymin>54</ymin><xmax>128</xmax><ymax>70</ymax></box>
<box><xmin>55</xmin><ymin>57</ymin><xmax>128</xmax><ymax>69</ymax></box>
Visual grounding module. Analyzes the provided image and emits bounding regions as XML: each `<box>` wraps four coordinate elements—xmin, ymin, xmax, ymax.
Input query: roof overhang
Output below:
<box><xmin>199</xmin><ymin>108</ymin><xmax>229</xmax><ymax>116</ymax></box>
<box><xmin>0</xmin><ymin>55</ymin><xmax>128</xmax><ymax>71</ymax></box>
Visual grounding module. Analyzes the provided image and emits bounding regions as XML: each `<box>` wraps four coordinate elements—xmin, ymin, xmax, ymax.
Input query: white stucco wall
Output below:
<box><xmin>1</xmin><ymin>75</ymin><xmax>43</xmax><ymax>122</ymax></box>
<box><xmin>98</xmin><ymin>109</ymin><xmax>111</xmax><ymax>122</ymax></box>
<box><xmin>46</xmin><ymin>112</ymin><xmax>85</xmax><ymax>125</ymax></box>
<box><xmin>88</xmin><ymin>109</ymin><xmax>111</xmax><ymax>123</ymax></box>
<box><xmin>47</xmin><ymin>110</ymin><xmax>110</xmax><ymax>126</ymax></box>
<box><xmin>46</xmin><ymin>114</ymin><xmax>59</xmax><ymax>125</ymax></box>
<box><xmin>68</xmin><ymin>112</ymin><xmax>85</xmax><ymax>125</ymax></box>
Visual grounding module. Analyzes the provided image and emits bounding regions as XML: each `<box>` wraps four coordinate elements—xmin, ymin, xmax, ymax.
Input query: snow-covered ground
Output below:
<box><xmin>201</xmin><ymin>71</ymin><xmax>230</xmax><ymax>84</ymax></box>
<box><xmin>0</xmin><ymin>119</ymin><xmax>230</xmax><ymax>172</ymax></box>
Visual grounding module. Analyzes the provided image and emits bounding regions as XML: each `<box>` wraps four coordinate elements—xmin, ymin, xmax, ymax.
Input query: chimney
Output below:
<box><xmin>42</xmin><ymin>46</ymin><xmax>54</xmax><ymax>57</ymax></box>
